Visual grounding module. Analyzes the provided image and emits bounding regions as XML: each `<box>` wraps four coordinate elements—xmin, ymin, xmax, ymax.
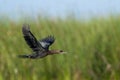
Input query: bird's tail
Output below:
<box><xmin>18</xmin><ymin>54</ymin><xmax>37</xmax><ymax>59</ymax></box>
<box><xmin>18</xmin><ymin>55</ymin><xmax>30</xmax><ymax>58</ymax></box>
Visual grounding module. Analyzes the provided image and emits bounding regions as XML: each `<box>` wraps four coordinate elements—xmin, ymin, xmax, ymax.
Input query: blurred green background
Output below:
<box><xmin>0</xmin><ymin>15</ymin><xmax>120</xmax><ymax>80</ymax></box>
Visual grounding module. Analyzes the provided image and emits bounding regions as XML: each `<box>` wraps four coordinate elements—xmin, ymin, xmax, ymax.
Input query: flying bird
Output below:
<box><xmin>18</xmin><ymin>24</ymin><xmax>65</xmax><ymax>59</ymax></box>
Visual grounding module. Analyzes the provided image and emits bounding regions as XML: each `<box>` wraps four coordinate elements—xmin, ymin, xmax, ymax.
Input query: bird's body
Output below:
<box><xmin>18</xmin><ymin>24</ymin><xmax>65</xmax><ymax>59</ymax></box>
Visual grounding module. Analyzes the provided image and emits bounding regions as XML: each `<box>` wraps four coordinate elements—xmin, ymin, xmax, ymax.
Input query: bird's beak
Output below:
<box><xmin>61</xmin><ymin>51</ymin><xmax>67</xmax><ymax>54</ymax></box>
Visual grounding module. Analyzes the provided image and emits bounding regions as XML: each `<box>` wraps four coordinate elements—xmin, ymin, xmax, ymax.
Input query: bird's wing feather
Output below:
<box><xmin>39</xmin><ymin>36</ymin><xmax>55</xmax><ymax>50</ymax></box>
<box><xmin>22</xmin><ymin>24</ymin><xmax>45</xmax><ymax>52</ymax></box>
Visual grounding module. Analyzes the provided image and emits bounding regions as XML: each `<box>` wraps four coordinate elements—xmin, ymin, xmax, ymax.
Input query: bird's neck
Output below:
<box><xmin>47</xmin><ymin>50</ymin><xmax>59</xmax><ymax>55</ymax></box>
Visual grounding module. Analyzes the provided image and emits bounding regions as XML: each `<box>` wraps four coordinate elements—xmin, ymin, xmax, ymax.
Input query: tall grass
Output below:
<box><xmin>0</xmin><ymin>16</ymin><xmax>120</xmax><ymax>80</ymax></box>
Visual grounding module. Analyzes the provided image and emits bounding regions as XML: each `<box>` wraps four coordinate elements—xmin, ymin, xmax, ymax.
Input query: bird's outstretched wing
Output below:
<box><xmin>39</xmin><ymin>36</ymin><xmax>55</xmax><ymax>50</ymax></box>
<box><xmin>22</xmin><ymin>24</ymin><xmax>45</xmax><ymax>52</ymax></box>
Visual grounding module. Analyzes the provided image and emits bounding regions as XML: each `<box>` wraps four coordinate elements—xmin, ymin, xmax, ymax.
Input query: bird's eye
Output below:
<box><xmin>60</xmin><ymin>50</ymin><xmax>63</xmax><ymax>52</ymax></box>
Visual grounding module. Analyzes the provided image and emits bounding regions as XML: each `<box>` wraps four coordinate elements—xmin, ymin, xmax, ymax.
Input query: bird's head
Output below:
<box><xmin>48</xmin><ymin>50</ymin><xmax>67</xmax><ymax>55</ymax></box>
<box><xmin>57</xmin><ymin>50</ymin><xmax>66</xmax><ymax>54</ymax></box>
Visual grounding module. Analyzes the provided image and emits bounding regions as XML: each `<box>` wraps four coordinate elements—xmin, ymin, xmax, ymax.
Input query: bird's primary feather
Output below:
<box><xmin>22</xmin><ymin>24</ymin><xmax>45</xmax><ymax>52</ymax></box>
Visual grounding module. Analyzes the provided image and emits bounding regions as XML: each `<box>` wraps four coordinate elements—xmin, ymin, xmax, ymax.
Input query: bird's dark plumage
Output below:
<box><xmin>22</xmin><ymin>24</ymin><xmax>45</xmax><ymax>52</ymax></box>
<box><xmin>18</xmin><ymin>24</ymin><xmax>65</xmax><ymax>59</ymax></box>
<box><xmin>39</xmin><ymin>36</ymin><xmax>55</xmax><ymax>50</ymax></box>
